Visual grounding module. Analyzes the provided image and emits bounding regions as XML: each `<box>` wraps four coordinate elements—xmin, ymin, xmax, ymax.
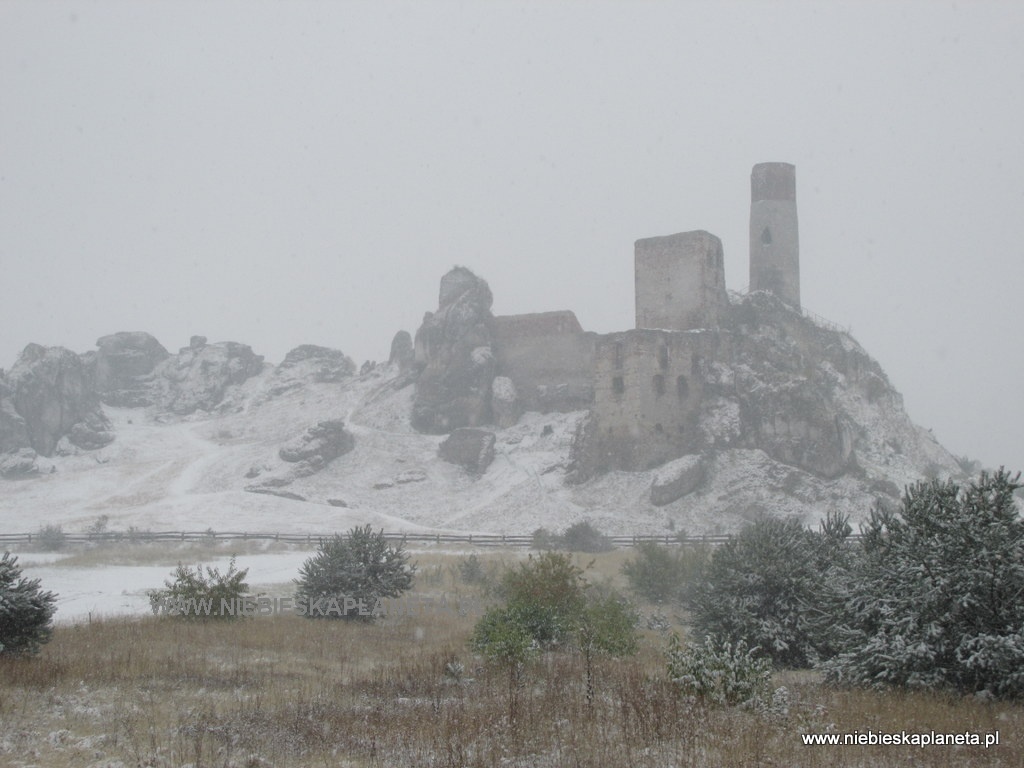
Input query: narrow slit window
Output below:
<box><xmin>761</xmin><ymin>226</ymin><xmax>772</xmax><ymax>245</ymax></box>
<box><xmin>676</xmin><ymin>375</ymin><xmax>689</xmax><ymax>398</ymax></box>
<box><xmin>653</xmin><ymin>374</ymin><xmax>665</xmax><ymax>396</ymax></box>
<box><xmin>612</xmin><ymin>376</ymin><xmax>625</xmax><ymax>395</ymax></box>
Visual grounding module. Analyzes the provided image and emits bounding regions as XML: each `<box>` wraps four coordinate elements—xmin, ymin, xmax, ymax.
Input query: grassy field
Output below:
<box><xmin>1</xmin><ymin>545</ymin><xmax>1020</xmax><ymax>767</ymax></box>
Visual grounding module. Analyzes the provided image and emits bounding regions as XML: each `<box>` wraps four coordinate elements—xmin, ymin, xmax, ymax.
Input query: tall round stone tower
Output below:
<box><xmin>749</xmin><ymin>162</ymin><xmax>800</xmax><ymax>309</ymax></box>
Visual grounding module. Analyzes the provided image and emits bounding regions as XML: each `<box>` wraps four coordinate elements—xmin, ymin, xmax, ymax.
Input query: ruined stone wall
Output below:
<box><xmin>587</xmin><ymin>329</ymin><xmax>716</xmax><ymax>471</ymax></box>
<box><xmin>492</xmin><ymin>311</ymin><xmax>595</xmax><ymax>412</ymax></box>
<box><xmin>634</xmin><ymin>230</ymin><xmax>727</xmax><ymax>331</ymax></box>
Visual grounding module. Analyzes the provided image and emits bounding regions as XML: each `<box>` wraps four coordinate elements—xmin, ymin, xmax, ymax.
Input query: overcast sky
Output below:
<box><xmin>2</xmin><ymin>1</ymin><xmax>1021</xmax><ymax>474</ymax></box>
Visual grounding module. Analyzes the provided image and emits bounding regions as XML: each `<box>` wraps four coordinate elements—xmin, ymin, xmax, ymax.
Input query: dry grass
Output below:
<box><xmin>1</xmin><ymin>548</ymin><xmax>1020</xmax><ymax>767</ymax></box>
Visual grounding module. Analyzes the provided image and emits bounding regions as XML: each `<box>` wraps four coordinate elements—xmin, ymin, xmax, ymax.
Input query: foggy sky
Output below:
<box><xmin>2</xmin><ymin>1</ymin><xmax>1022</xmax><ymax>475</ymax></box>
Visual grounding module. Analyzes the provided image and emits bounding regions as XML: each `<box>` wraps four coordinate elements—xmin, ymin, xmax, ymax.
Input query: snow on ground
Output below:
<box><xmin>11</xmin><ymin>550</ymin><xmax>315</xmax><ymax>623</ymax></box>
<box><xmin>12</xmin><ymin>544</ymin><xmax>517</xmax><ymax>624</ymax></box>
<box><xmin>0</xmin><ymin>355</ymin><xmax>966</xmax><ymax>548</ymax></box>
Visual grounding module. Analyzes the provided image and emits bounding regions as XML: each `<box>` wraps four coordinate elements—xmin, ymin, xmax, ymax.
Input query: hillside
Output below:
<box><xmin>0</xmin><ymin>305</ymin><xmax>962</xmax><ymax>538</ymax></box>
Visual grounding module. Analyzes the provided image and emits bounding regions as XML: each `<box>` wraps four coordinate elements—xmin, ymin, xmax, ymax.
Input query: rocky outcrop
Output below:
<box><xmin>438</xmin><ymin>428</ymin><xmax>496</xmax><ymax>474</ymax></box>
<box><xmin>90</xmin><ymin>332</ymin><xmax>169</xmax><ymax>407</ymax></box>
<box><xmin>158</xmin><ymin>341</ymin><xmax>265</xmax><ymax>415</ymax></box>
<box><xmin>279</xmin><ymin>345</ymin><xmax>356</xmax><ymax>383</ymax></box>
<box><xmin>412</xmin><ymin>268</ymin><xmax>496</xmax><ymax>433</ymax></box>
<box><xmin>389</xmin><ymin>331</ymin><xmax>415</xmax><ymax>372</ymax></box>
<box><xmin>3</xmin><ymin>344</ymin><xmax>113</xmax><ymax>457</ymax></box>
<box><xmin>0</xmin><ymin>373</ymin><xmax>30</xmax><ymax>454</ymax></box>
<box><xmin>650</xmin><ymin>454</ymin><xmax>705</xmax><ymax>506</ymax></box>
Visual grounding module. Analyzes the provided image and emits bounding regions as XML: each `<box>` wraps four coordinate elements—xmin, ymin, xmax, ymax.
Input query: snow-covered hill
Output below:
<box><xmin>0</xmin><ymin>338</ymin><xmax>961</xmax><ymax>538</ymax></box>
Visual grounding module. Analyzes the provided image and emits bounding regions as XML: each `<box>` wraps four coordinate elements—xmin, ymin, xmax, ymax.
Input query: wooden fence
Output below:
<box><xmin>0</xmin><ymin>529</ymin><xmax>734</xmax><ymax>549</ymax></box>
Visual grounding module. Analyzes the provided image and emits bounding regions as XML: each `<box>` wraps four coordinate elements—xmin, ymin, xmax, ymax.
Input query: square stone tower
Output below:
<box><xmin>634</xmin><ymin>230</ymin><xmax>727</xmax><ymax>331</ymax></box>
<box><xmin>749</xmin><ymin>162</ymin><xmax>800</xmax><ymax>309</ymax></box>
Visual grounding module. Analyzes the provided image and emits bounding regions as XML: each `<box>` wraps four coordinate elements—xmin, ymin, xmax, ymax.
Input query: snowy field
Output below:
<box><xmin>12</xmin><ymin>549</ymin><xmax>317</xmax><ymax>623</ymax></box>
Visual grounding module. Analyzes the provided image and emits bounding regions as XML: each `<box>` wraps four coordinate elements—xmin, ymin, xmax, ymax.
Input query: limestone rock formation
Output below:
<box><xmin>3</xmin><ymin>344</ymin><xmax>113</xmax><ymax>457</ymax></box>
<box><xmin>90</xmin><ymin>332</ymin><xmax>169</xmax><ymax>407</ymax></box>
<box><xmin>388</xmin><ymin>330</ymin><xmax>415</xmax><ymax>371</ymax></box>
<box><xmin>650</xmin><ymin>454</ymin><xmax>705</xmax><ymax>506</ymax></box>
<box><xmin>412</xmin><ymin>267</ymin><xmax>496</xmax><ymax>433</ymax></box>
<box><xmin>278</xmin><ymin>345</ymin><xmax>356</xmax><ymax>383</ymax></box>
<box><xmin>0</xmin><ymin>373</ymin><xmax>30</xmax><ymax>454</ymax></box>
<box><xmin>157</xmin><ymin>340</ymin><xmax>265</xmax><ymax>415</ymax></box>
<box><xmin>438</xmin><ymin>428</ymin><xmax>496</xmax><ymax>474</ymax></box>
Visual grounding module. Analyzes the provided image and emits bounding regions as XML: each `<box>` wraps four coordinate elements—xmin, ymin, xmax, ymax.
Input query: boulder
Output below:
<box><xmin>438</xmin><ymin>428</ymin><xmax>496</xmax><ymax>474</ymax></box>
<box><xmin>92</xmin><ymin>331</ymin><xmax>169</xmax><ymax>407</ymax></box>
<box><xmin>278</xmin><ymin>345</ymin><xmax>356</xmax><ymax>383</ymax></box>
<box><xmin>650</xmin><ymin>455</ymin><xmax>706</xmax><ymax>506</ymax></box>
<box><xmin>412</xmin><ymin>267</ymin><xmax>496</xmax><ymax>433</ymax></box>
<box><xmin>5</xmin><ymin>344</ymin><xmax>111</xmax><ymax>456</ymax></box>
<box><xmin>159</xmin><ymin>341</ymin><xmax>265</xmax><ymax>415</ymax></box>
<box><xmin>490</xmin><ymin>376</ymin><xmax>521</xmax><ymax>428</ymax></box>
<box><xmin>68</xmin><ymin>415</ymin><xmax>115</xmax><ymax>450</ymax></box>
<box><xmin>0</xmin><ymin>448</ymin><xmax>39</xmax><ymax>478</ymax></box>
<box><xmin>279</xmin><ymin>419</ymin><xmax>355</xmax><ymax>464</ymax></box>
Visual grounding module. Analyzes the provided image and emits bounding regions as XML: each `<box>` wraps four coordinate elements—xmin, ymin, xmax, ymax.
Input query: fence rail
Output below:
<box><xmin>0</xmin><ymin>529</ymin><xmax>736</xmax><ymax>548</ymax></box>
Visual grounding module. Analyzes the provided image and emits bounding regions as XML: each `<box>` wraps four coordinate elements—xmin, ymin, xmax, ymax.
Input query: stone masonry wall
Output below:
<box><xmin>492</xmin><ymin>311</ymin><xmax>596</xmax><ymax>412</ymax></box>
<box><xmin>634</xmin><ymin>230</ymin><xmax>728</xmax><ymax>331</ymax></box>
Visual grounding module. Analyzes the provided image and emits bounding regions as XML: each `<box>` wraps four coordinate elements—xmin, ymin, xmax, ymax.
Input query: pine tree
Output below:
<box><xmin>294</xmin><ymin>525</ymin><xmax>415</xmax><ymax>621</ymax></box>
<box><xmin>0</xmin><ymin>552</ymin><xmax>58</xmax><ymax>655</ymax></box>
<box><xmin>687</xmin><ymin>515</ymin><xmax>853</xmax><ymax>668</ymax></box>
<box><xmin>823</xmin><ymin>470</ymin><xmax>1024</xmax><ymax>699</ymax></box>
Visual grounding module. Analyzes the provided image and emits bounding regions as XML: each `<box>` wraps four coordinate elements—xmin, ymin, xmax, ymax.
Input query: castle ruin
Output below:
<box><xmin>416</xmin><ymin>162</ymin><xmax>820</xmax><ymax>475</ymax></box>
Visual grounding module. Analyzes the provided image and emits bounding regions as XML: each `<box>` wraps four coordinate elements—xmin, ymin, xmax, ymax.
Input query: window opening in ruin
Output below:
<box><xmin>653</xmin><ymin>374</ymin><xmax>665</xmax><ymax>396</ymax></box>
<box><xmin>612</xmin><ymin>376</ymin><xmax>625</xmax><ymax>395</ymax></box>
<box><xmin>658</xmin><ymin>346</ymin><xmax>668</xmax><ymax>370</ymax></box>
<box><xmin>676</xmin><ymin>375</ymin><xmax>689</xmax><ymax>398</ymax></box>
<box><xmin>613</xmin><ymin>342</ymin><xmax>623</xmax><ymax>369</ymax></box>
<box><xmin>761</xmin><ymin>226</ymin><xmax>772</xmax><ymax>245</ymax></box>
<box><xmin>654</xmin><ymin>423</ymin><xmax>664</xmax><ymax>433</ymax></box>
